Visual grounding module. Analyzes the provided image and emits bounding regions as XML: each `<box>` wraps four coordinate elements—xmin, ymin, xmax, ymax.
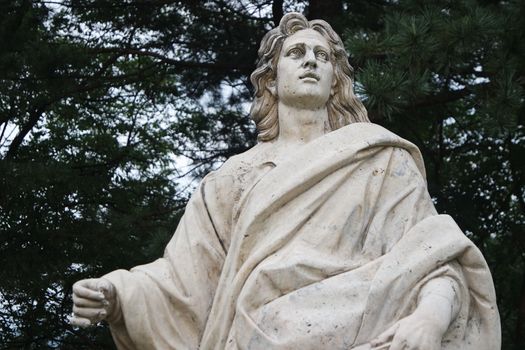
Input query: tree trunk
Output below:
<box><xmin>272</xmin><ymin>0</ymin><xmax>284</xmax><ymax>26</ymax></box>
<box><xmin>516</xmin><ymin>268</ymin><xmax>525</xmax><ymax>348</ymax></box>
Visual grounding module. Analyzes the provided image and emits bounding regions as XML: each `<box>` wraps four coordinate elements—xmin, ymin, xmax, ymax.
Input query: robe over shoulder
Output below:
<box><xmin>104</xmin><ymin>123</ymin><xmax>500</xmax><ymax>350</ymax></box>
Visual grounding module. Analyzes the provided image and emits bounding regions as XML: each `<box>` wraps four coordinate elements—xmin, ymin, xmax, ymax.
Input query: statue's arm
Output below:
<box><xmin>365</xmin><ymin>147</ymin><xmax>462</xmax><ymax>350</ymax></box>
<box><xmin>70</xmin><ymin>171</ymin><xmax>231</xmax><ymax>348</ymax></box>
<box><xmin>369</xmin><ymin>276</ymin><xmax>460</xmax><ymax>350</ymax></box>
<box><xmin>414</xmin><ymin>276</ymin><xmax>460</xmax><ymax>334</ymax></box>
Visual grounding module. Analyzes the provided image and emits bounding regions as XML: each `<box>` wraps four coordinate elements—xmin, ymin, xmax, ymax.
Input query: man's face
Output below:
<box><xmin>275</xmin><ymin>28</ymin><xmax>334</xmax><ymax>110</ymax></box>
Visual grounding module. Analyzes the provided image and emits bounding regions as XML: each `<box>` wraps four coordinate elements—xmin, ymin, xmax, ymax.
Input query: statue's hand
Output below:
<box><xmin>70</xmin><ymin>278</ymin><xmax>118</xmax><ymax>327</ymax></box>
<box><xmin>369</xmin><ymin>309</ymin><xmax>446</xmax><ymax>350</ymax></box>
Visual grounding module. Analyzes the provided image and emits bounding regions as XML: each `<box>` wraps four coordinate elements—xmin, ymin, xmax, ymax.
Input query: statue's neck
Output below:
<box><xmin>276</xmin><ymin>103</ymin><xmax>329</xmax><ymax>145</ymax></box>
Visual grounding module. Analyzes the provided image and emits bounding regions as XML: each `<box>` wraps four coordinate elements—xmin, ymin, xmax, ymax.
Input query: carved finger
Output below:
<box><xmin>96</xmin><ymin>278</ymin><xmax>112</xmax><ymax>291</ymax></box>
<box><xmin>72</xmin><ymin>306</ymin><xmax>107</xmax><ymax>321</ymax></box>
<box><xmin>69</xmin><ymin>315</ymin><xmax>94</xmax><ymax>328</ymax></box>
<box><xmin>370</xmin><ymin>342</ymin><xmax>391</xmax><ymax>350</ymax></box>
<box><xmin>389</xmin><ymin>331</ymin><xmax>410</xmax><ymax>350</ymax></box>
<box><xmin>82</xmin><ymin>278</ymin><xmax>105</xmax><ymax>290</ymax></box>
<box><xmin>349</xmin><ymin>343</ymin><xmax>372</xmax><ymax>350</ymax></box>
<box><xmin>73</xmin><ymin>294</ymin><xmax>105</xmax><ymax>308</ymax></box>
<box><xmin>370</xmin><ymin>322</ymin><xmax>399</xmax><ymax>347</ymax></box>
<box><xmin>96</xmin><ymin>279</ymin><xmax>115</xmax><ymax>300</ymax></box>
<box><xmin>73</xmin><ymin>282</ymin><xmax>105</xmax><ymax>301</ymax></box>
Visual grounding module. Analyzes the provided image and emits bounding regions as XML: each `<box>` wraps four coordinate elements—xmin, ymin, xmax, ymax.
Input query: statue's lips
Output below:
<box><xmin>299</xmin><ymin>72</ymin><xmax>320</xmax><ymax>81</ymax></box>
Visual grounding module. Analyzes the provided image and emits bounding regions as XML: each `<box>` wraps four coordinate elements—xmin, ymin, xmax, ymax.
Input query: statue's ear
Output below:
<box><xmin>266</xmin><ymin>79</ymin><xmax>277</xmax><ymax>96</ymax></box>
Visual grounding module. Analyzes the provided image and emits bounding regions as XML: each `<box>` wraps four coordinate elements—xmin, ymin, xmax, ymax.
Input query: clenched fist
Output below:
<box><xmin>70</xmin><ymin>278</ymin><xmax>119</xmax><ymax>327</ymax></box>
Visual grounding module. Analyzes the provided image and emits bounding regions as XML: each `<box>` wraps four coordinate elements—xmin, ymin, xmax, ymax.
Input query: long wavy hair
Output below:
<box><xmin>250</xmin><ymin>12</ymin><xmax>369</xmax><ymax>141</ymax></box>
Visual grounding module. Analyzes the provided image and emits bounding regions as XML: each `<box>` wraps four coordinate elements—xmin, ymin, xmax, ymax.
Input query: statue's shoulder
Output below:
<box><xmin>324</xmin><ymin>123</ymin><xmax>417</xmax><ymax>155</ymax></box>
<box><xmin>335</xmin><ymin>123</ymin><xmax>427</xmax><ymax>177</ymax></box>
<box><xmin>212</xmin><ymin>143</ymin><xmax>269</xmax><ymax>178</ymax></box>
<box><xmin>336</xmin><ymin>122</ymin><xmax>403</xmax><ymax>144</ymax></box>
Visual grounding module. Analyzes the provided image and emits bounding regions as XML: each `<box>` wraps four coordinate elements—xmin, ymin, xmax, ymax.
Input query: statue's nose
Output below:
<box><xmin>302</xmin><ymin>50</ymin><xmax>317</xmax><ymax>69</ymax></box>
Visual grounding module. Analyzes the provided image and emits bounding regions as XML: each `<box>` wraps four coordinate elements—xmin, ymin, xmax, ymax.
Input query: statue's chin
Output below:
<box><xmin>280</xmin><ymin>93</ymin><xmax>330</xmax><ymax>110</ymax></box>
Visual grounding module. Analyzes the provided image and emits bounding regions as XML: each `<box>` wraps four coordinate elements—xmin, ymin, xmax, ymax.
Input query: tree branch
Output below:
<box><xmin>91</xmin><ymin>47</ymin><xmax>252</xmax><ymax>72</ymax></box>
<box><xmin>4</xmin><ymin>105</ymin><xmax>49</xmax><ymax>160</ymax></box>
<box><xmin>411</xmin><ymin>88</ymin><xmax>473</xmax><ymax>108</ymax></box>
<box><xmin>272</xmin><ymin>0</ymin><xmax>284</xmax><ymax>26</ymax></box>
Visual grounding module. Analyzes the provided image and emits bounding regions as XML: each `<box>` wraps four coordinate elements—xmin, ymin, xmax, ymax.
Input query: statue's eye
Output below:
<box><xmin>316</xmin><ymin>50</ymin><xmax>329</xmax><ymax>61</ymax></box>
<box><xmin>288</xmin><ymin>48</ymin><xmax>303</xmax><ymax>58</ymax></box>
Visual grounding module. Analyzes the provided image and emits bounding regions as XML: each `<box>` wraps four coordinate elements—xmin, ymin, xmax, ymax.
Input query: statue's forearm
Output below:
<box><xmin>414</xmin><ymin>276</ymin><xmax>460</xmax><ymax>334</ymax></box>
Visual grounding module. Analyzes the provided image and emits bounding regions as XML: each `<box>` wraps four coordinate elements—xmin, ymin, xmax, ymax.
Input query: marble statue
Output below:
<box><xmin>71</xmin><ymin>12</ymin><xmax>501</xmax><ymax>350</ymax></box>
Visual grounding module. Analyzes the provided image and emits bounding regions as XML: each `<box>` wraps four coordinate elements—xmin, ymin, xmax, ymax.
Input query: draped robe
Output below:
<box><xmin>104</xmin><ymin>123</ymin><xmax>500</xmax><ymax>350</ymax></box>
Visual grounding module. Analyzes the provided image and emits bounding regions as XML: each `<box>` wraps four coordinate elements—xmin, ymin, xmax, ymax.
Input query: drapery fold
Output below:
<box><xmin>104</xmin><ymin>123</ymin><xmax>500</xmax><ymax>350</ymax></box>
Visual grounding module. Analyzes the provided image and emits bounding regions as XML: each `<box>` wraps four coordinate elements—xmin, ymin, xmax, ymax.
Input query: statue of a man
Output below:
<box><xmin>71</xmin><ymin>13</ymin><xmax>500</xmax><ymax>350</ymax></box>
